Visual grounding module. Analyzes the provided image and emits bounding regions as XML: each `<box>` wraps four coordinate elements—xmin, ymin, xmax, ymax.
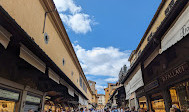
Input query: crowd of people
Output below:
<box><xmin>27</xmin><ymin>104</ymin><xmax>189</xmax><ymax>112</ymax></box>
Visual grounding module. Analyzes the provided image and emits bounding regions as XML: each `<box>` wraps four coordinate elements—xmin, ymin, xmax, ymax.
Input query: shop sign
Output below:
<box><xmin>26</xmin><ymin>95</ymin><xmax>41</xmax><ymax>104</ymax></box>
<box><xmin>180</xmin><ymin>20</ymin><xmax>189</xmax><ymax>38</ymax></box>
<box><xmin>160</xmin><ymin>62</ymin><xmax>189</xmax><ymax>83</ymax></box>
<box><xmin>0</xmin><ymin>89</ymin><xmax>19</xmax><ymax>100</ymax></box>
<box><xmin>144</xmin><ymin>80</ymin><xmax>159</xmax><ymax>92</ymax></box>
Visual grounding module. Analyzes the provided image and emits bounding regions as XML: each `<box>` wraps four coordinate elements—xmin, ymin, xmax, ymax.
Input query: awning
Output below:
<box><xmin>0</xmin><ymin>25</ymin><xmax>11</xmax><ymax>48</ymax></box>
<box><xmin>79</xmin><ymin>95</ymin><xmax>84</xmax><ymax>105</ymax></box>
<box><xmin>79</xmin><ymin>95</ymin><xmax>88</xmax><ymax>106</ymax></box>
<box><xmin>49</xmin><ymin>68</ymin><xmax>60</xmax><ymax>84</ymax></box>
<box><xmin>160</xmin><ymin>6</ymin><xmax>189</xmax><ymax>53</ymax></box>
<box><xmin>124</xmin><ymin>68</ymin><xmax>144</xmax><ymax>100</ymax></box>
<box><xmin>125</xmin><ymin>84</ymin><xmax>131</xmax><ymax>100</ymax></box>
<box><xmin>129</xmin><ymin>68</ymin><xmax>144</xmax><ymax>93</ymax></box>
<box><xmin>20</xmin><ymin>44</ymin><xmax>46</xmax><ymax>73</ymax></box>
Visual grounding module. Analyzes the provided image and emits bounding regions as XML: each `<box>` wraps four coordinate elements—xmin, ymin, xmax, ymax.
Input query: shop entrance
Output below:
<box><xmin>0</xmin><ymin>100</ymin><xmax>15</xmax><ymax>112</ymax></box>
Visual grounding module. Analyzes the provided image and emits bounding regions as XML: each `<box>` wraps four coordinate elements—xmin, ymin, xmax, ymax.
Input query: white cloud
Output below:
<box><xmin>73</xmin><ymin>44</ymin><xmax>131</xmax><ymax>93</ymax></box>
<box><xmin>96</xmin><ymin>85</ymin><xmax>107</xmax><ymax>93</ymax></box>
<box><xmin>54</xmin><ymin>0</ymin><xmax>94</xmax><ymax>34</ymax></box>
<box><xmin>105</xmin><ymin>77</ymin><xmax>118</xmax><ymax>82</ymax></box>
<box><xmin>73</xmin><ymin>40</ymin><xmax>79</xmax><ymax>44</ymax></box>
<box><xmin>54</xmin><ymin>0</ymin><xmax>81</xmax><ymax>14</ymax></box>
<box><xmin>60</xmin><ymin>13</ymin><xmax>92</xmax><ymax>34</ymax></box>
<box><xmin>73</xmin><ymin>44</ymin><xmax>131</xmax><ymax>77</ymax></box>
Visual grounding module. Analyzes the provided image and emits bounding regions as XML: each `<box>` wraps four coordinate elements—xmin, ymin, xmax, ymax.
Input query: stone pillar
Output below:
<box><xmin>162</xmin><ymin>88</ymin><xmax>172</xmax><ymax>112</ymax></box>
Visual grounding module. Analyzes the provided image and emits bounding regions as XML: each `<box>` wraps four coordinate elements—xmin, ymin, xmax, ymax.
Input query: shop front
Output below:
<box><xmin>0</xmin><ymin>88</ymin><xmax>20</xmax><ymax>112</ymax></box>
<box><xmin>159</xmin><ymin>62</ymin><xmax>189</xmax><ymax>111</ymax></box>
<box><xmin>169</xmin><ymin>81</ymin><xmax>189</xmax><ymax>110</ymax></box>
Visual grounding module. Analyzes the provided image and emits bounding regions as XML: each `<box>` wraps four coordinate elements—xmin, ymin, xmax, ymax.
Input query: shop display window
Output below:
<box><xmin>139</xmin><ymin>96</ymin><xmax>147</xmax><ymax>110</ymax></box>
<box><xmin>170</xmin><ymin>81</ymin><xmax>189</xmax><ymax>111</ymax></box>
<box><xmin>0</xmin><ymin>100</ymin><xmax>15</xmax><ymax>112</ymax></box>
<box><xmin>151</xmin><ymin>99</ymin><xmax>165</xmax><ymax>112</ymax></box>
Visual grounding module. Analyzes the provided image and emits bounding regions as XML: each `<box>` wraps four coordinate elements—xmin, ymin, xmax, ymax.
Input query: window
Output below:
<box><xmin>169</xmin><ymin>81</ymin><xmax>189</xmax><ymax>111</ymax></box>
<box><xmin>71</xmin><ymin>71</ymin><xmax>74</xmax><ymax>76</ymax></box>
<box><xmin>82</xmin><ymin>82</ymin><xmax>87</xmax><ymax>93</ymax></box>
<box><xmin>80</xmin><ymin>77</ymin><xmax>82</xmax><ymax>87</ymax></box>
<box><xmin>44</xmin><ymin>32</ymin><xmax>49</xmax><ymax>44</ymax></box>
<box><xmin>62</xmin><ymin>58</ymin><xmax>65</xmax><ymax>66</ymax></box>
<box><xmin>83</xmin><ymin>82</ymin><xmax>85</xmax><ymax>90</ymax></box>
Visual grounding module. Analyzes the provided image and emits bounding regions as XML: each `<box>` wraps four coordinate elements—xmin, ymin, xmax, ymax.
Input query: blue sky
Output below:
<box><xmin>54</xmin><ymin>0</ymin><xmax>161</xmax><ymax>94</ymax></box>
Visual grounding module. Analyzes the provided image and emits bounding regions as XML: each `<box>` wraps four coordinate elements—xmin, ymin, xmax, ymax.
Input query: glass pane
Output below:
<box><xmin>170</xmin><ymin>81</ymin><xmax>189</xmax><ymax>111</ymax></box>
<box><xmin>139</xmin><ymin>96</ymin><xmax>147</xmax><ymax>110</ymax></box>
<box><xmin>0</xmin><ymin>100</ymin><xmax>15</xmax><ymax>112</ymax></box>
<box><xmin>151</xmin><ymin>99</ymin><xmax>165</xmax><ymax>112</ymax></box>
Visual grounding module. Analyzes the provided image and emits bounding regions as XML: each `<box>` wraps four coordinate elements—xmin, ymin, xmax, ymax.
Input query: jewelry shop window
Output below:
<box><xmin>170</xmin><ymin>80</ymin><xmax>189</xmax><ymax>111</ymax></box>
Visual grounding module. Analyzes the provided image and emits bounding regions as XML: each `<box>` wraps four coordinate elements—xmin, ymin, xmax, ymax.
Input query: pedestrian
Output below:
<box><xmin>124</xmin><ymin>107</ymin><xmax>130</xmax><ymax>112</ymax></box>
<box><xmin>130</xmin><ymin>106</ymin><xmax>137</xmax><ymax>112</ymax></box>
<box><xmin>170</xmin><ymin>108</ymin><xmax>175</xmax><ymax>112</ymax></box>
<box><xmin>80</xmin><ymin>108</ymin><xmax>84</xmax><ymax>112</ymax></box>
<box><xmin>172</xmin><ymin>104</ymin><xmax>181</xmax><ymax>112</ymax></box>
<box><xmin>120</xmin><ymin>107</ymin><xmax>124</xmax><ymax>112</ymax></box>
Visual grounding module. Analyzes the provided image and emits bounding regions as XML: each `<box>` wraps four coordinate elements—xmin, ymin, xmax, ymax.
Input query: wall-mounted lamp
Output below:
<box><xmin>42</xmin><ymin>8</ymin><xmax>57</xmax><ymax>33</ymax></box>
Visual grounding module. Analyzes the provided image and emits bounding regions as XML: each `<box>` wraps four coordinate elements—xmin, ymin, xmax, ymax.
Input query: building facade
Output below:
<box><xmin>97</xmin><ymin>94</ymin><xmax>105</xmax><ymax>110</ymax></box>
<box><xmin>120</xmin><ymin>0</ymin><xmax>189</xmax><ymax>112</ymax></box>
<box><xmin>0</xmin><ymin>0</ymin><xmax>93</xmax><ymax>111</ymax></box>
<box><xmin>104</xmin><ymin>83</ymin><xmax>118</xmax><ymax>105</ymax></box>
<box><xmin>88</xmin><ymin>80</ymin><xmax>98</xmax><ymax>108</ymax></box>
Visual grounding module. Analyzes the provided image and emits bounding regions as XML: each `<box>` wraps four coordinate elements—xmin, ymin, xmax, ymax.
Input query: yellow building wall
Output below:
<box><xmin>0</xmin><ymin>0</ymin><xmax>92</xmax><ymax>101</ymax></box>
<box><xmin>130</xmin><ymin>0</ymin><xmax>177</xmax><ymax>64</ymax></box>
<box><xmin>104</xmin><ymin>88</ymin><xmax>109</xmax><ymax>104</ymax></box>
